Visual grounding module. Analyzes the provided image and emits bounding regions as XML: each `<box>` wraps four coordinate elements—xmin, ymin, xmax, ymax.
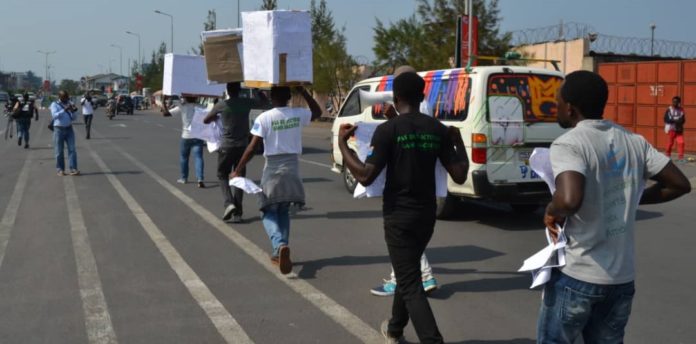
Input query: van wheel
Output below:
<box><xmin>436</xmin><ymin>193</ymin><xmax>458</xmax><ymax>220</ymax></box>
<box><xmin>342</xmin><ymin>167</ymin><xmax>357</xmax><ymax>194</ymax></box>
<box><xmin>510</xmin><ymin>204</ymin><xmax>540</xmax><ymax>214</ymax></box>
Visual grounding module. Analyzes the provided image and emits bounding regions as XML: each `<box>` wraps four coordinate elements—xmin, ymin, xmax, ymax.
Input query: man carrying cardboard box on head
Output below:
<box><xmin>231</xmin><ymin>86</ymin><xmax>321</xmax><ymax>274</ymax></box>
<box><xmin>204</xmin><ymin>82</ymin><xmax>268</xmax><ymax>223</ymax></box>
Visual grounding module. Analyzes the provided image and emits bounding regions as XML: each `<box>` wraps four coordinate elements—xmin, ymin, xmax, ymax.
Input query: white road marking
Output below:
<box><xmin>85</xmin><ymin>145</ymin><xmax>253</xmax><ymax>344</ymax></box>
<box><xmin>110</xmin><ymin>124</ymin><xmax>127</xmax><ymax>128</ymax></box>
<box><xmin>111</xmin><ymin>145</ymin><xmax>382</xmax><ymax>343</ymax></box>
<box><xmin>299</xmin><ymin>158</ymin><xmax>333</xmax><ymax>169</ymax></box>
<box><xmin>690</xmin><ymin>176</ymin><xmax>696</xmax><ymax>187</ymax></box>
<box><xmin>63</xmin><ymin>177</ymin><xmax>118</xmax><ymax>344</ymax></box>
<box><xmin>0</xmin><ymin>154</ymin><xmax>32</xmax><ymax>269</ymax></box>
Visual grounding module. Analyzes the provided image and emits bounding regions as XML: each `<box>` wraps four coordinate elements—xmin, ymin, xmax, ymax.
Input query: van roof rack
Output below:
<box><xmin>464</xmin><ymin>53</ymin><xmax>561</xmax><ymax>73</ymax></box>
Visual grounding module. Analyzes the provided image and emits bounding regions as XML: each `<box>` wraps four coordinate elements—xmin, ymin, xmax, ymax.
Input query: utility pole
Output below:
<box><xmin>126</xmin><ymin>31</ymin><xmax>142</xmax><ymax>73</ymax></box>
<box><xmin>36</xmin><ymin>50</ymin><xmax>56</xmax><ymax>83</ymax></box>
<box><xmin>110</xmin><ymin>44</ymin><xmax>123</xmax><ymax>76</ymax></box>
<box><xmin>650</xmin><ymin>23</ymin><xmax>657</xmax><ymax>56</ymax></box>
<box><xmin>154</xmin><ymin>10</ymin><xmax>174</xmax><ymax>53</ymax></box>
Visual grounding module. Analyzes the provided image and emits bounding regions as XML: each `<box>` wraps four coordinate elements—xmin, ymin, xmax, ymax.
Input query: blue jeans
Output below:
<box><xmin>16</xmin><ymin>118</ymin><xmax>30</xmax><ymax>143</ymax></box>
<box><xmin>180</xmin><ymin>138</ymin><xmax>205</xmax><ymax>181</ymax></box>
<box><xmin>262</xmin><ymin>202</ymin><xmax>291</xmax><ymax>256</ymax></box>
<box><xmin>537</xmin><ymin>269</ymin><xmax>635</xmax><ymax>344</ymax></box>
<box><xmin>53</xmin><ymin>126</ymin><xmax>77</xmax><ymax>172</ymax></box>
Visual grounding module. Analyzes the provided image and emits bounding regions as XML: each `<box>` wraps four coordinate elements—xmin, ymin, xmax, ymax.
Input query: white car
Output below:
<box><xmin>331</xmin><ymin>65</ymin><xmax>566</xmax><ymax>218</ymax></box>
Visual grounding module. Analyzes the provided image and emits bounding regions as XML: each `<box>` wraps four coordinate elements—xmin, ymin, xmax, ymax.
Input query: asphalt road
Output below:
<box><xmin>0</xmin><ymin>108</ymin><xmax>694</xmax><ymax>344</ymax></box>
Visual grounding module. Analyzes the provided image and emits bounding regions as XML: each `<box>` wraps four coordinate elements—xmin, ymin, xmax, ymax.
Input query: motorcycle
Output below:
<box><xmin>106</xmin><ymin>100</ymin><xmax>116</xmax><ymax>120</ymax></box>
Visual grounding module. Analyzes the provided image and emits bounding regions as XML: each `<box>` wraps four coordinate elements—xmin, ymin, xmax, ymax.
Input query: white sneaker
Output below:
<box><xmin>222</xmin><ymin>204</ymin><xmax>236</xmax><ymax>221</ymax></box>
<box><xmin>176</xmin><ymin>178</ymin><xmax>187</xmax><ymax>184</ymax></box>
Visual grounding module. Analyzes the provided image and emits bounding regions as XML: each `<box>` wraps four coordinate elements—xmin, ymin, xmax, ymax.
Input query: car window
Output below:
<box><xmin>371</xmin><ymin>71</ymin><xmax>472</xmax><ymax>121</ymax></box>
<box><xmin>338</xmin><ymin>86</ymin><xmax>369</xmax><ymax>118</ymax></box>
<box><xmin>487</xmin><ymin>73</ymin><xmax>563</xmax><ymax>123</ymax></box>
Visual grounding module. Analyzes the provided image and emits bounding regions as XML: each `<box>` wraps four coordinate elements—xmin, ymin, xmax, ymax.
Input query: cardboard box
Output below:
<box><xmin>242</xmin><ymin>10</ymin><xmax>313</xmax><ymax>87</ymax></box>
<box><xmin>162</xmin><ymin>54</ymin><xmax>226</xmax><ymax>97</ymax></box>
<box><xmin>201</xmin><ymin>29</ymin><xmax>244</xmax><ymax>84</ymax></box>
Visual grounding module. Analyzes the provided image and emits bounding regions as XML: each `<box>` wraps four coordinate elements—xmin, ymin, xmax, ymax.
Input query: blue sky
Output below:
<box><xmin>0</xmin><ymin>0</ymin><xmax>693</xmax><ymax>81</ymax></box>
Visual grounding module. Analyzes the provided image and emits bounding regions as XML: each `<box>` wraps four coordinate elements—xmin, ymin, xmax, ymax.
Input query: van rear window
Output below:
<box><xmin>487</xmin><ymin>74</ymin><xmax>563</xmax><ymax>122</ymax></box>
<box><xmin>372</xmin><ymin>70</ymin><xmax>472</xmax><ymax>121</ymax></box>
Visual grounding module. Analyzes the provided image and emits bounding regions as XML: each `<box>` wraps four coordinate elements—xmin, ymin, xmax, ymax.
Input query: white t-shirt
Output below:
<box><xmin>81</xmin><ymin>97</ymin><xmax>94</xmax><ymax>115</ymax></box>
<box><xmin>550</xmin><ymin>120</ymin><xmax>670</xmax><ymax>284</ymax></box>
<box><xmin>170</xmin><ymin>103</ymin><xmax>207</xmax><ymax>139</ymax></box>
<box><xmin>250</xmin><ymin>107</ymin><xmax>312</xmax><ymax>156</ymax></box>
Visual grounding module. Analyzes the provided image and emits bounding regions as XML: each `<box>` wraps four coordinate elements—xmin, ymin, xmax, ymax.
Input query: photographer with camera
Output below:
<box><xmin>50</xmin><ymin>90</ymin><xmax>80</xmax><ymax>176</ymax></box>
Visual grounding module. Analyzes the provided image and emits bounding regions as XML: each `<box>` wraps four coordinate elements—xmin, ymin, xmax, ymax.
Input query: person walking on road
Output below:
<box><xmin>162</xmin><ymin>96</ymin><xmax>208</xmax><ymax>188</ymax></box>
<box><xmin>538</xmin><ymin>71</ymin><xmax>691</xmax><ymax>343</ymax></box>
<box><xmin>81</xmin><ymin>91</ymin><xmax>95</xmax><ymax>139</ymax></box>
<box><xmin>370</xmin><ymin>65</ymin><xmax>439</xmax><ymax>297</ymax></box>
<box><xmin>12</xmin><ymin>93</ymin><xmax>38</xmax><ymax>149</ymax></box>
<box><xmin>231</xmin><ymin>86</ymin><xmax>322</xmax><ymax>275</ymax></box>
<box><xmin>339</xmin><ymin>72</ymin><xmax>470</xmax><ymax>344</ymax></box>
<box><xmin>50</xmin><ymin>91</ymin><xmax>80</xmax><ymax>176</ymax></box>
<box><xmin>664</xmin><ymin>96</ymin><xmax>686</xmax><ymax>163</ymax></box>
<box><xmin>203</xmin><ymin>82</ymin><xmax>268</xmax><ymax>223</ymax></box>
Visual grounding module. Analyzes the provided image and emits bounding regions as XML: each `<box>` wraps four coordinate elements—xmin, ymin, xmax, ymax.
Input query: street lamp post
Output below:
<box><xmin>110</xmin><ymin>44</ymin><xmax>123</xmax><ymax>76</ymax></box>
<box><xmin>154</xmin><ymin>10</ymin><xmax>174</xmax><ymax>53</ymax></box>
<box><xmin>126</xmin><ymin>31</ymin><xmax>142</xmax><ymax>73</ymax></box>
<box><xmin>36</xmin><ymin>50</ymin><xmax>56</xmax><ymax>84</ymax></box>
<box><xmin>650</xmin><ymin>23</ymin><xmax>656</xmax><ymax>56</ymax></box>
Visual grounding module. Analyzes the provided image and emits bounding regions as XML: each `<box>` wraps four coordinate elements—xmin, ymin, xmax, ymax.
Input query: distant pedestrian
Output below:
<box><xmin>12</xmin><ymin>93</ymin><xmax>38</xmax><ymax>149</ymax></box>
<box><xmin>81</xmin><ymin>91</ymin><xmax>95</xmax><ymax>139</ymax></box>
<box><xmin>538</xmin><ymin>71</ymin><xmax>690</xmax><ymax>343</ymax></box>
<box><xmin>50</xmin><ymin>91</ymin><xmax>80</xmax><ymax>176</ymax></box>
<box><xmin>664</xmin><ymin>96</ymin><xmax>686</xmax><ymax>163</ymax></box>
<box><xmin>339</xmin><ymin>71</ymin><xmax>469</xmax><ymax>344</ymax></box>
<box><xmin>162</xmin><ymin>96</ymin><xmax>207</xmax><ymax>188</ymax></box>
<box><xmin>203</xmin><ymin>82</ymin><xmax>268</xmax><ymax>223</ymax></box>
<box><xmin>231</xmin><ymin>86</ymin><xmax>322</xmax><ymax>274</ymax></box>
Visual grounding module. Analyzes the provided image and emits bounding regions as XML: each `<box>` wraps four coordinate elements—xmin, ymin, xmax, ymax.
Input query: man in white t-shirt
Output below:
<box><xmin>162</xmin><ymin>96</ymin><xmax>208</xmax><ymax>188</ymax></box>
<box><xmin>80</xmin><ymin>92</ymin><xmax>95</xmax><ymax>139</ymax></box>
<box><xmin>232</xmin><ymin>86</ymin><xmax>321</xmax><ymax>274</ymax></box>
<box><xmin>538</xmin><ymin>71</ymin><xmax>690</xmax><ymax>342</ymax></box>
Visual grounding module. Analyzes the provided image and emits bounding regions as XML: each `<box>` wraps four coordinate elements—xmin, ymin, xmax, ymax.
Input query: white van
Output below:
<box><xmin>330</xmin><ymin>66</ymin><xmax>565</xmax><ymax>218</ymax></box>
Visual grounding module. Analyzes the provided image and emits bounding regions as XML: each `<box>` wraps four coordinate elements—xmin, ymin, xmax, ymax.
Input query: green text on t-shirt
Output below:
<box><xmin>396</xmin><ymin>133</ymin><xmax>441</xmax><ymax>151</ymax></box>
<box><xmin>272</xmin><ymin>117</ymin><xmax>301</xmax><ymax>131</ymax></box>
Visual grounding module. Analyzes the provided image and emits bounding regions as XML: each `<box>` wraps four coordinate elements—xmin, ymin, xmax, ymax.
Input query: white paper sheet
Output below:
<box><xmin>162</xmin><ymin>54</ymin><xmax>226</xmax><ymax>96</ymax></box>
<box><xmin>229</xmin><ymin>177</ymin><xmax>262</xmax><ymax>194</ymax></box>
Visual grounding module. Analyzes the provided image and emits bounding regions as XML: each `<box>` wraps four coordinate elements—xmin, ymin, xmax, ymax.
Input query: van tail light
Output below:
<box><xmin>471</xmin><ymin>133</ymin><xmax>487</xmax><ymax>164</ymax></box>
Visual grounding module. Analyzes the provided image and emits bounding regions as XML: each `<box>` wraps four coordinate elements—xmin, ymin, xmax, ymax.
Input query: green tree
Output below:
<box><xmin>260</xmin><ymin>0</ymin><xmax>277</xmax><ymax>10</ymax></box>
<box><xmin>58</xmin><ymin>79</ymin><xmax>80</xmax><ymax>95</ymax></box>
<box><xmin>132</xmin><ymin>42</ymin><xmax>167</xmax><ymax>91</ymax></box>
<box><xmin>310</xmin><ymin>0</ymin><xmax>360</xmax><ymax>107</ymax></box>
<box><xmin>192</xmin><ymin>10</ymin><xmax>217</xmax><ymax>55</ymax></box>
<box><xmin>373</xmin><ymin>0</ymin><xmax>511</xmax><ymax>71</ymax></box>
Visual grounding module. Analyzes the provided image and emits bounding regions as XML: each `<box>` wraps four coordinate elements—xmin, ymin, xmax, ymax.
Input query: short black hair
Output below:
<box><xmin>392</xmin><ymin>72</ymin><xmax>425</xmax><ymax>104</ymax></box>
<box><xmin>673</xmin><ymin>96</ymin><xmax>681</xmax><ymax>102</ymax></box>
<box><xmin>560</xmin><ymin>71</ymin><xmax>608</xmax><ymax>119</ymax></box>
<box><xmin>227</xmin><ymin>82</ymin><xmax>241</xmax><ymax>96</ymax></box>
<box><xmin>270</xmin><ymin>86</ymin><xmax>291</xmax><ymax>103</ymax></box>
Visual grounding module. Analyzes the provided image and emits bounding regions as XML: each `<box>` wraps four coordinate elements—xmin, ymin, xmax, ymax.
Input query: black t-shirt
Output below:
<box><xmin>366</xmin><ymin>112</ymin><xmax>457</xmax><ymax>212</ymax></box>
<box><xmin>210</xmin><ymin>98</ymin><xmax>257</xmax><ymax>148</ymax></box>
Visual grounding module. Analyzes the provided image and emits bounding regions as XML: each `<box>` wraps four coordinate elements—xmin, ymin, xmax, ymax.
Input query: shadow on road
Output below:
<box><xmin>429</xmin><ymin>273</ymin><xmax>531</xmax><ymax>299</ymax></box>
<box><xmin>79</xmin><ymin>171</ymin><xmax>143</xmax><ymax>176</ymax></box>
<box><xmin>88</xmin><ymin>137</ymin><xmax>132</xmax><ymax>140</ymax></box>
<box><xmin>295</xmin><ymin>245</ymin><xmax>504</xmax><ymax>279</ymax></box>
<box><xmin>635</xmin><ymin>209</ymin><xmax>662</xmax><ymax>221</ymax></box>
<box><xmin>302</xmin><ymin>146</ymin><xmax>330</xmax><ymax>155</ymax></box>
<box><xmin>446</xmin><ymin>339</ymin><xmax>535</xmax><ymax>344</ymax></box>
<box><xmin>302</xmin><ymin>177</ymin><xmax>332</xmax><ymax>183</ymax></box>
<box><xmin>439</xmin><ymin>200</ymin><xmax>542</xmax><ymax>231</ymax></box>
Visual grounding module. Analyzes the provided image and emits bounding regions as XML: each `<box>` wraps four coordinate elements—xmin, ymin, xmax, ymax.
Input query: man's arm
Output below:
<box><xmin>231</xmin><ymin>135</ymin><xmax>261</xmax><ymax>178</ymax></box>
<box><xmin>298</xmin><ymin>87</ymin><xmax>322</xmax><ymax>121</ymax></box>
<box><xmin>203</xmin><ymin>102</ymin><xmax>224</xmax><ymax>124</ymax></box>
<box><xmin>544</xmin><ymin>171</ymin><xmax>586</xmax><ymax>241</ymax></box>
<box><xmin>443</xmin><ymin>127</ymin><xmax>470</xmax><ymax>184</ymax></box>
<box><xmin>337</xmin><ymin>124</ymin><xmax>383</xmax><ymax>186</ymax></box>
<box><xmin>640</xmin><ymin>162</ymin><xmax>691</xmax><ymax>204</ymax></box>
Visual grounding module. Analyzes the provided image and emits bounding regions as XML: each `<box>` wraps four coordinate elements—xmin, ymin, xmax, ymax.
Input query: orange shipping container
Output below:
<box><xmin>599</xmin><ymin>60</ymin><xmax>695</xmax><ymax>154</ymax></box>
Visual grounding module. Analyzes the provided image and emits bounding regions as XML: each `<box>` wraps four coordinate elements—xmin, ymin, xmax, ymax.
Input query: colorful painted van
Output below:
<box><xmin>330</xmin><ymin>66</ymin><xmax>565</xmax><ymax>218</ymax></box>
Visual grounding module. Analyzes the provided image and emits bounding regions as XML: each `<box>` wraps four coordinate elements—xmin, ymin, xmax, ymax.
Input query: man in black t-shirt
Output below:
<box><xmin>339</xmin><ymin>72</ymin><xmax>469</xmax><ymax>344</ymax></box>
<box><xmin>204</xmin><ymin>82</ymin><xmax>268</xmax><ymax>223</ymax></box>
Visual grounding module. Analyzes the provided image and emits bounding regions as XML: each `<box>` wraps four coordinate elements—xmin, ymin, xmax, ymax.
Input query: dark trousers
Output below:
<box><xmin>218</xmin><ymin>147</ymin><xmax>246</xmax><ymax>214</ymax></box>
<box><xmin>84</xmin><ymin>115</ymin><xmax>93</xmax><ymax>138</ymax></box>
<box><xmin>385</xmin><ymin>209</ymin><xmax>443</xmax><ymax>344</ymax></box>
